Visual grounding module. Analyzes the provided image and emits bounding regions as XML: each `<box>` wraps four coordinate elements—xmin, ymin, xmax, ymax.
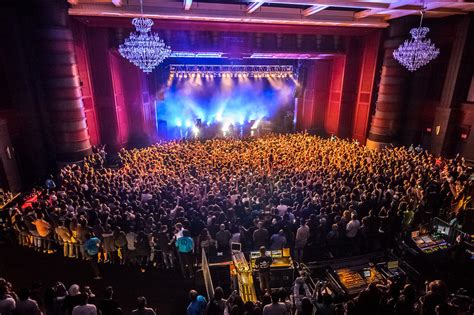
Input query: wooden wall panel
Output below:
<box><xmin>325</xmin><ymin>56</ymin><xmax>345</xmax><ymax>135</ymax></box>
<box><xmin>352</xmin><ymin>31</ymin><xmax>382</xmax><ymax>144</ymax></box>
<box><xmin>71</xmin><ymin>20</ymin><xmax>100</xmax><ymax>145</ymax></box>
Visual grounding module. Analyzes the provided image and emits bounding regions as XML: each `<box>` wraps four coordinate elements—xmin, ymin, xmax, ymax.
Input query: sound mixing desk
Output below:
<box><xmin>249</xmin><ymin>248</ymin><xmax>295</xmax><ymax>289</ymax></box>
<box><xmin>249</xmin><ymin>248</ymin><xmax>294</xmax><ymax>269</ymax></box>
<box><xmin>410</xmin><ymin>231</ymin><xmax>450</xmax><ymax>255</ymax></box>
<box><xmin>326</xmin><ymin>254</ymin><xmax>411</xmax><ymax>298</ymax></box>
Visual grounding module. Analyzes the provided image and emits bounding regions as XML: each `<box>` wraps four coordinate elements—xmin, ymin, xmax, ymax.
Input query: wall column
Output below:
<box><xmin>366</xmin><ymin>19</ymin><xmax>411</xmax><ymax>149</ymax></box>
<box><xmin>429</xmin><ymin>16</ymin><xmax>471</xmax><ymax>156</ymax></box>
<box><xmin>36</xmin><ymin>0</ymin><xmax>92</xmax><ymax>162</ymax></box>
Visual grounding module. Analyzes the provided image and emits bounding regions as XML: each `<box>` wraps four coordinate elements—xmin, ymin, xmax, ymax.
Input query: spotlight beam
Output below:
<box><xmin>247</xmin><ymin>1</ymin><xmax>265</xmax><ymax>13</ymax></box>
<box><xmin>183</xmin><ymin>0</ymin><xmax>193</xmax><ymax>10</ymax></box>
<box><xmin>302</xmin><ymin>5</ymin><xmax>329</xmax><ymax>16</ymax></box>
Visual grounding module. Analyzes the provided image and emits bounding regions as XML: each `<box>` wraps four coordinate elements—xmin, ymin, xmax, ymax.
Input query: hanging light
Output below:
<box><xmin>393</xmin><ymin>10</ymin><xmax>439</xmax><ymax>72</ymax></box>
<box><xmin>118</xmin><ymin>0</ymin><xmax>171</xmax><ymax>73</ymax></box>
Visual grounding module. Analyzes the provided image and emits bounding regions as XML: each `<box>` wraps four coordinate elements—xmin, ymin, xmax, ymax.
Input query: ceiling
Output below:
<box><xmin>68</xmin><ymin>0</ymin><xmax>474</xmax><ymax>28</ymax></box>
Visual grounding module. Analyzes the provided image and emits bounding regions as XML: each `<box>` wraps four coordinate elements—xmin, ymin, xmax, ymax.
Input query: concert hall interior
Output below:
<box><xmin>0</xmin><ymin>0</ymin><xmax>473</xmax><ymax>314</ymax></box>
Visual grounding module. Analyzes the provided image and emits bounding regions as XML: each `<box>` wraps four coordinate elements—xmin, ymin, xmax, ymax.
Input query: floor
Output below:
<box><xmin>0</xmin><ymin>243</ymin><xmax>198</xmax><ymax>314</ymax></box>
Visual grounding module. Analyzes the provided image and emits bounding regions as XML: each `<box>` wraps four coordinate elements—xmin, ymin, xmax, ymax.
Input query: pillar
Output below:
<box><xmin>366</xmin><ymin>19</ymin><xmax>412</xmax><ymax>149</ymax></box>
<box><xmin>429</xmin><ymin>16</ymin><xmax>471</xmax><ymax>156</ymax></box>
<box><xmin>36</xmin><ymin>0</ymin><xmax>92</xmax><ymax>162</ymax></box>
<box><xmin>0</xmin><ymin>120</ymin><xmax>22</xmax><ymax>193</ymax></box>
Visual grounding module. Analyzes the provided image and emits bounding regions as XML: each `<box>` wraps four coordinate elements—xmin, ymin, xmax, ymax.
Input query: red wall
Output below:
<box><xmin>296</xmin><ymin>31</ymin><xmax>381</xmax><ymax>142</ymax></box>
<box><xmin>325</xmin><ymin>56</ymin><xmax>345</xmax><ymax>135</ymax></box>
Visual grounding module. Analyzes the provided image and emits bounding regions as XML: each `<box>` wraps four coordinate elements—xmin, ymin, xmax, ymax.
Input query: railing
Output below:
<box><xmin>201</xmin><ymin>248</ymin><xmax>215</xmax><ymax>300</ymax></box>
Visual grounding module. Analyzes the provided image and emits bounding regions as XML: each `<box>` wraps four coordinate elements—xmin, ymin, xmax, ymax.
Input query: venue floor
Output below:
<box><xmin>0</xmin><ymin>243</ymin><xmax>196</xmax><ymax>314</ymax></box>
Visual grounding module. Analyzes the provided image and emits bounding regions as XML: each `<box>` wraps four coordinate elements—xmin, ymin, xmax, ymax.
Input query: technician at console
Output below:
<box><xmin>255</xmin><ymin>246</ymin><xmax>273</xmax><ymax>294</ymax></box>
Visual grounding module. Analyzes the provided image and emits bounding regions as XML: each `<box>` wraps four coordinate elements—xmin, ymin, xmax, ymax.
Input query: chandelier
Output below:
<box><xmin>393</xmin><ymin>11</ymin><xmax>439</xmax><ymax>72</ymax></box>
<box><xmin>118</xmin><ymin>0</ymin><xmax>171</xmax><ymax>73</ymax></box>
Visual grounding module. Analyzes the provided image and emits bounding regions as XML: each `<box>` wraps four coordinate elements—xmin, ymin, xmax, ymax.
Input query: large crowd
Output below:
<box><xmin>1</xmin><ymin>274</ymin><xmax>473</xmax><ymax>314</ymax></box>
<box><xmin>0</xmin><ymin>134</ymin><xmax>473</xmax><ymax>314</ymax></box>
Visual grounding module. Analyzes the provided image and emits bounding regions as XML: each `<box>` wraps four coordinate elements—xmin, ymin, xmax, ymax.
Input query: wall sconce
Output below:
<box><xmin>5</xmin><ymin>146</ymin><xmax>12</xmax><ymax>160</ymax></box>
<box><xmin>435</xmin><ymin>125</ymin><xmax>441</xmax><ymax>135</ymax></box>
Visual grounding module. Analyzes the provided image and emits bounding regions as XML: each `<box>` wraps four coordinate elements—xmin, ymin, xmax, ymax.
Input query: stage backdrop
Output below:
<box><xmin>155</xmin><ymin>74</ymin><xmax>296</xmax><ymax>138</ymax></box>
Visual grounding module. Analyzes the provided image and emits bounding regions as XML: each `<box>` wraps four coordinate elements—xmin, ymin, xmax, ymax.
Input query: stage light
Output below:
<box><xmin>197</xmin><ymin>73</ymin><xmax>201</xmax><ymax>78</ymax></box>
<box><xmin>251</xmin><ymin>119</ymin><xmax>261</xmax><ymax>130</ymax></box>
<box><xmin>185</xmin><ymin>120</ymin><xmax>191</xmax><ymax>128</ymax></box>
<box><xmin>183</xmin><ymin>74</ymin><xmax>188</xmax><ymax>78</ymax></box>
<box><xmin>176</xmin><ymin>119</ymin><xmax>182</xmax><ymax>127</ymax></box>
<box><xmin>192</xmin><ymin>126</ymin><xmax>199</xmax><ymax>136</ymax></box>
<box><xmin>222</xmin><ymin>123</ymin><xmax>230</xmax><ymax>135</ymax></box>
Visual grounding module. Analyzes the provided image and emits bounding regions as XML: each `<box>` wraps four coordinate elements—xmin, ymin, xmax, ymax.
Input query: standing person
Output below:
<box><xmin>346</xmin><ymin>214</ymin><xmax>361</xmax><ymax>255</ymax></box>
<box><xmin>62</xmin><ymin>285</ymin><xmax>82</xmax><ymax>315</ymax></box>
<box><xmin>215</xmin><ymin>224</ymin><xmax>232</xmax><ymax>253</ymax></box>
<box><xmin>32</xmin><ymin>213</ymin><xmax>52</xmax><ymax>253</ymax></box>
<box><xmin>98</xmin><ymin>286</ymin><xmax>121</xmax><ymax>315</ymax></box>
<box><xmin>130</xmin><ymin>297</ymin><xmax>155</xmax><ymax>315</ymax></box>
<box><xmin>0</xmin><ymin>285</ymin><xmax>16</xmax><ymax>315</ymax></box>
<box><xmin>176</xmin><ymin>229</ymin><xmax>195</xmax><ymax>278</ymax></box>
<box><xmin>270</xmin><ymin>230</ymin><xmax>287</xmax><ymax>250</ymax></box>
<box><xmin>262</xmin><ymin>291</ymin><xmax>287</xmax><ymax>315</ymax></box>
<box><xmin>293</xmin><ymin>275</ymin><xmax>311</xmax><ymax>314</ymax></box>
<box><xmin>253</xmin><ymin>222</ymin><xmax>269</xmax><ymax>250</ymax></box>
<box><xmin>125</xmin><ymin>227</ymin><xmax>138</xmax><ymax>266</ymax></box>
<box><xmin>135</xmin><ymin>231</ymin><xmax>151</xmax><ymax>272</ymax></box>
<box><xmin>186</xmin><ymin>290</ymin><xmax>207</xmax><ymax>315</ymax></box>
<box><xmin>255</xmin><ymin>246</ymin><xmax>273</xmax><ymax>294</ymax></box>
<box><xmin>205</xmin><ymin>287</ymin><xmax>226</xmax><ymax>315</ymax></box>
<box><xmin>294</xmin><ymin>220</ymin><xmax>310</xmax><ymax>263</ymax></box>
<box><xmin>14</xmin><ymin>288</ymin><xmax>42</xmax><ymax>315</ymax></box>
<box><xmin>113</xmin><ymin>228</ymin><xmax>127</xmax><ymax>265</ymax></box>
<box><xmin>156</xmin><ymin>225</ymin><xmax>174</xmax><ymax>269</ymax></box>
<box><xmin>84</xmin><ymin>234</ymin><xmax>101</xmax><ymax>279</ymax></box>
<box><xmin>55</xmin><ymin>221</ymin><xmax>72</xmax><ymax>258</ymax></box>
<box><xmin>72</xmin><ymin>294</ymin><xmax>97</xmax><ymax>315</ymax></box>
<box><xmin>102</xmin><ymin>225</ymin><xmax>115</xmax><ymax>264</ymax></box>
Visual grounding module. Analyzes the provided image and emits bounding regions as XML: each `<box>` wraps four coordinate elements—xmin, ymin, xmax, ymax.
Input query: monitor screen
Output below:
<box><xmin>231</xmin><ymin>242</ymin><xmax>242</xmax><ymax>252</ymax></box>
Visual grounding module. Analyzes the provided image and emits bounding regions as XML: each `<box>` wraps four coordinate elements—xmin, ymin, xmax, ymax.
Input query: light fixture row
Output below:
<box><xmin>169</xmin><ymin>64</ymin><xmax>294</xmax><ymax>79</ymax></box>
<box><xmin>170</xmin><ymin>72</ymin><xmax>293</xmax><ymax>79</ymax></box>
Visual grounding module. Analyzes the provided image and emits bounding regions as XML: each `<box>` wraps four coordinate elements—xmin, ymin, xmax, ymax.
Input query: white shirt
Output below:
<box><xmin>277</xmin><ymin>204</ymin><xmax>288</xmax><ymax>217</ymax></box>
<box><xmin>346</xmin><ymin>219</ymin><xmax>361</xmax><ymax>238</ymax></box>
<box><xmin>72</xmin><ymin>304</ymin><xmax>97</xmax><ymax>315</ymax></box>
<box><xmin>126</xmin><ymin>232</ymin><xmax>137</xmax><ymax>250</ymax></box>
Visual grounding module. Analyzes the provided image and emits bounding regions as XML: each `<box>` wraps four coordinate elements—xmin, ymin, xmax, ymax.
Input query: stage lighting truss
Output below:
<box><xmin>169</xmin><ymin>65</ymin><xmax>294</xmax><ymax>79</ymax></box>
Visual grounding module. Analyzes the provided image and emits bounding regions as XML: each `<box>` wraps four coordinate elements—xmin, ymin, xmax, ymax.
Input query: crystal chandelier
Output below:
<box><xmin>393</xmin><ymin>11</ymin><xmax>440</xmax><ymax>72</ymax></box>
<box><xmin>118</xmin><ymin>0</ymin><xmax>171</xmax><ymax>73</ymax></box>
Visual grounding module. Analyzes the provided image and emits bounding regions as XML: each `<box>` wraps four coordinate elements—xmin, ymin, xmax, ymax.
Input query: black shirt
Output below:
<box><xmin>255</xmin><ymin>255</ymin><xmax>273</xmax><ymax>273</ymax></box>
